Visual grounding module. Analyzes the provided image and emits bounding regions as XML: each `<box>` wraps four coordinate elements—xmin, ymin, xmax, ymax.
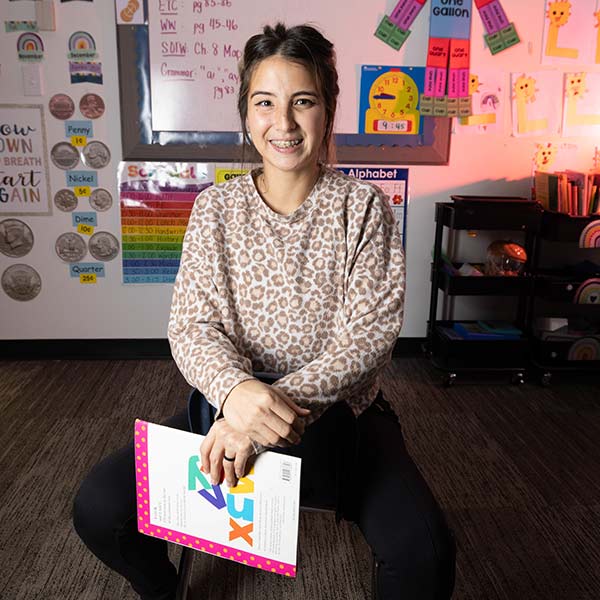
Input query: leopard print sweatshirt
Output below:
<box><xmin>168</xmin><ymin>167</ymin><xmax>405</xmax><ymax>425</ymax></box>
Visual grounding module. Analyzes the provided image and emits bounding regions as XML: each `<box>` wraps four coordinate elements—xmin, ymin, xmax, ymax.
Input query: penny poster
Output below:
<box><xmin>118</xmin><ymin>162</ymin><xmax>212</xmax><ymax>284</ymax></box>
<box><xmin>0</xmin><ymin>104</ymin><xmax>51</xmax><ymax>216</ymax></box>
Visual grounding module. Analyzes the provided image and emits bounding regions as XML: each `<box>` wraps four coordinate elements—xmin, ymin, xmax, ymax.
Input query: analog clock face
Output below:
<box><xmin>369</xmin><ymin>70</ymin><xmax>419</xmax><ymax>121</ymax></box>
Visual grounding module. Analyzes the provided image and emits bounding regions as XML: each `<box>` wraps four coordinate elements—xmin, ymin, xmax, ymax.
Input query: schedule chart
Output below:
<box><xmin>119</xmin><ymin>174</ymin><xmax>210</xmax><ymax>284</ymax></box>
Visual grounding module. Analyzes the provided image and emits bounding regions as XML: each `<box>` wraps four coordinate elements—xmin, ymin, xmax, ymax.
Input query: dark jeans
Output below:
<box><xmin>73</xmin><ymin>377</ymin><xmax>455</xmax><ymax>600</ymax></box>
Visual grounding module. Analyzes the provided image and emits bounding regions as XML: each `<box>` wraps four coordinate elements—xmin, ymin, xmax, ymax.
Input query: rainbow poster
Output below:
<box><xmin>573</xmin><ymin>278</ymin><xmax>600</xmax><ymax>304</ymax></box>
<box><xmin>579</xmin><ymin>219</ymin><xmax>600</xmax><ymax>248</ymax></box>
<box><xmin>17</xmin><ymin>32</ymin><xmax>44</xmax><ymax>62</ymax></box>
<box><xmin>118</xmin><ymin>162</ymin><xmax>211</xmax><ymax>284</ymax></box>
<box><xmin>68</xmin><ymin>31</ymin><xmax>97</xmax><ymax>60</ymax></box>
<box><xmin>567</xmin><ymin>336</ymin><xmax>600</xmax><ymax>361</ymax></box>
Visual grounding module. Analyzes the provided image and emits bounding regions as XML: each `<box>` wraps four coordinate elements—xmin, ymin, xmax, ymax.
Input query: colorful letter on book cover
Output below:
<box><xmin>134</xmin><ymin>419</ymin><xmax>302</xmax><ymax>576</ymax></box>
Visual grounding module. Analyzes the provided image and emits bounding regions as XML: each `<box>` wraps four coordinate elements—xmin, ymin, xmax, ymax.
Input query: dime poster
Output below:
<box><xmin>0</xmin><ymin>104</ymin><xmax>51</xmax><ymax>216</ymax></box>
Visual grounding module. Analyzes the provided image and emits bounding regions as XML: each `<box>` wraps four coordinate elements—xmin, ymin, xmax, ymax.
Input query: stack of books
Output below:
<box><xmin>534</xmin><ymin>170</ymin><xmax>600</xmax><ymax>217</ymax></box>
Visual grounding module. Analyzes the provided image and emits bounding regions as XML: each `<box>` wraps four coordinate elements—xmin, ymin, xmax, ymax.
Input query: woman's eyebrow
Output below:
<box><xmin>249</xmin><ymin>90</ymin><xmax>318</xmax><ymax>99</ymax></box>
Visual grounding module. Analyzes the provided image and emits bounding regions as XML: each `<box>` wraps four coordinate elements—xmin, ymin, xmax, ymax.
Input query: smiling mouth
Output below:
<box><xmin>270</xmin><ymin>139</ymin><xmax>303</xmax><ymax>149</ymax></box>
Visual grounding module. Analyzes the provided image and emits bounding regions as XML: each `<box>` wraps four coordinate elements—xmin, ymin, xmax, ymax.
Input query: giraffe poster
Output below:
<box><xmin>510</xmin><ymin>71</ymin><xmax>562</xmax><ymax>137</ymax></box>
<box><xmin>561</xmin><ymin>72</ymin><xmax>600</xmax><ymax>136</ymax></box>
<box><xmin>542</xmin><ymin>0</ymin><xmax>600</xmax><ymax>65</ymax></box>
<box><xmin>531</xmin><ymin>141</ymin><xmax>577</xmax><ymax>174</ymax></box>
<box><xmin>454</xmin><ymin>69</ymin><xmax>504</xmax><ymax>135</ymax></box>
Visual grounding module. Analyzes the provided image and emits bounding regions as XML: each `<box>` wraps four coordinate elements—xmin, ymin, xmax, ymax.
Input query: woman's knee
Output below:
<box><xmin>72</xmin><ymin>450</ymin><xmax>135</xmax><ymax>548</ymax></box>
<box><xmin>368</xmin><ymin>509</ymin><xmax>455</xmax><ymax>593</ymax></box>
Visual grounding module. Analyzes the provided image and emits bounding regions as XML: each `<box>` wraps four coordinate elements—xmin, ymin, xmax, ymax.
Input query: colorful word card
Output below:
<box><xmin>475</xmin><ymin>0</ymin><xmax>519</xmax><ymax>54</ymax></box>
<box><xmin>374</xmin><ymin>0</ymin><xmax>427</xmax><ymax>50</ymax></box>
<box><xmin>421</xmin><ymin>0</ymin><xmax>473</xmax><ymax>118</ymax></box>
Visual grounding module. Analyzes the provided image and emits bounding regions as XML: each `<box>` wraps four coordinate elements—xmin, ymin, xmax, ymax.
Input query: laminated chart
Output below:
<box><xmin>474</xmin><ymin>0</ymin><xmax>519</xmax><ymax>54</ymax></box>
<box><xmin>374</xmin><ymin>0</ymin><xmax>428</xmax><ymax>50</ymax></box>
<box><xmin>118</xmin><ymin>163</ymin><xmax>211</xmax><ymax>284</ymax></box>
<box><xmin>420</xmin><ymin>0</ymin><xmax>473</xmax><ymax>118</ymax></box>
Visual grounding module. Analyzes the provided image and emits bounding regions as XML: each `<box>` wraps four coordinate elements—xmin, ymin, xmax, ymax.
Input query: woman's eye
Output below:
<box><xmin>295</xmin><ymin>98</ymin><xmax>315</xmax><ymax>106</ymax></box>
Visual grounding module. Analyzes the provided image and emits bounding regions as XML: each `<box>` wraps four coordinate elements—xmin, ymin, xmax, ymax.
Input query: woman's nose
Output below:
<box><xmin>275</xmin><ymin>105</ymin><xmax>296</xmax><ymax>131</ymax></box>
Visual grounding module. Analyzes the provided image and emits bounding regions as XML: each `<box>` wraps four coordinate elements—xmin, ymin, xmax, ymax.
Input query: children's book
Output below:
<box><xmin>477</xmin><ymin>320</ymin><xmax>523</xmax><ymax>336</ymax></box>
<box><xmin>452</xmin><ymin>321</ymin><xmax>520</xmax><ymax>340</ymax></box>
<box><xmin>134</xmin><ymin>420</ymin><xmax>302</xmax><ymax>577</ymax></box>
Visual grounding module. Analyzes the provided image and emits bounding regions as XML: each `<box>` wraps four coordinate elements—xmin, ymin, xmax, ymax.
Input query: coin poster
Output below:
<box><xmin>118</xmin><ymin>163</ymin><xmax>211</xmax><ymax>284</ymax></box>
<box><xmin>0</xmin><ymin>104</ymin><xmax>51</xmax><ymax>216</ymax></box>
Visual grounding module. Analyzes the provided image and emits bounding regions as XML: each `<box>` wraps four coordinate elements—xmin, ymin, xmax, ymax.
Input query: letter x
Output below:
<box><xmin>229</xmin><ymin>518</ymin><xmax>253</xmax><ymax>545</ymax></box>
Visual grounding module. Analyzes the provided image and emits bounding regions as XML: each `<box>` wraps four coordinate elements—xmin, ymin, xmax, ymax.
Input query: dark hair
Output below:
<box><xmin>238</xmin><ymin>23</ymin><xmax>339</xmax><ymax>164</ymax></box>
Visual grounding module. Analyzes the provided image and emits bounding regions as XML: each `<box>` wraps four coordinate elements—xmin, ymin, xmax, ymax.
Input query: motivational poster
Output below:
<box><xmin>0</xmin><ymin>104</ymin><xmax>51</xmax><ymax>216</ymax></box>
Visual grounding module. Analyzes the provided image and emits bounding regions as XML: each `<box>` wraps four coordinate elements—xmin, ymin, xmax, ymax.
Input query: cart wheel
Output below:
<box><xmin>540</xmin><ymin>372</ymin><xmax>552</xmax><ymax>387</ymax></box>
<box><xmin>443</xmin><ymin>373</ymin><xmax>456</xmax><ymax>387</ymax></box>
<box><xmin>511</xmin><ymin>372</ymin><xmax>525</xmax><ymax>385</ymax></box>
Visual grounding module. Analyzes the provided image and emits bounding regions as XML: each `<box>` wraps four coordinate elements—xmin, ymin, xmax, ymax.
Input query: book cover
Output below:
<box><xmin>477</xmin><ymin>320</ymin><xmax>523</xmax><ymax>336</ymax></box>
<box><xmin>134</xmin><ymin>420</ymin><xmax>302</xmax><ymax>577</ymax></box>
<box><xmin>453</xmin><ymin>321</ymin><xmax>520</xmax><ymax>340</ymax></box>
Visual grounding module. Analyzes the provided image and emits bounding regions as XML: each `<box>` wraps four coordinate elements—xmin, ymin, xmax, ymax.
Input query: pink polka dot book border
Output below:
<box><xmin>134</xmin><ymin>419</ymin><xmax>297</xmax><ymax>577</ymax></box>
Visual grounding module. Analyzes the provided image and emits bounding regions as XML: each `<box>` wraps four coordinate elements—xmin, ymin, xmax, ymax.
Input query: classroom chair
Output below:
<box><xmin>177</xmin><ymin>387</ymin><xmax>377</xmax><ymax>600</ymax></box>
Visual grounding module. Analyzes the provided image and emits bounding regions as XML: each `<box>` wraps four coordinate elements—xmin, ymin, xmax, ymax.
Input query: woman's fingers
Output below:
<box><xmin>200</xmin><ymin>428</ymin><xmax>215</xmax><ymax>474</ymax></box>
<box><xmin>222</xmin><ymin>453</ymin><xmax>237</xmax><ymax>488</ymax></box>
<box><xmin>209</xmin><ymin>444</ymin><xmax>225</xmax><ymax>486</ymax></box>
<box><xmin>223</xmin><ymin>380</ymin><xmax>310</xmax><ymax>445</ymax></box>
<box><xmin>203</xmin><ymin>420</ymin><xmax>257</xmax><ymax>487</ymax></box>
<box><xmin>234</xmin><ymin>452</ymin><xmax>249</xmax><ymax>481</ymax></box>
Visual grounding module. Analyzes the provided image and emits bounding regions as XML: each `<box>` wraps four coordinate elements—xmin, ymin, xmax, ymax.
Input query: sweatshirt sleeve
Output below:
<box><xmin>271</xmin><ymin>185</ymin><xmax>405</xmax><ymax>421</ymax></box>
<box><xmin>168</xmin><ymin>191</ymin><xmax>255</xmax><ymax>411</ymax></box>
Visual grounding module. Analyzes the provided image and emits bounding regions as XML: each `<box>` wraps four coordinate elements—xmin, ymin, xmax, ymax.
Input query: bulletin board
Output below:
<box><xmin>117</xmin><ymin>1</ymin><xmax>451</xmax><ymax>165</ymax></box>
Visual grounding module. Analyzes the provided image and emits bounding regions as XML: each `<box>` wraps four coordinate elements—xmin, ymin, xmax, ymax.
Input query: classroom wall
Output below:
<box><xmin>0</xmin><ymin>0</ymin><xmax>598</xmax><ymax>340</ymax></box>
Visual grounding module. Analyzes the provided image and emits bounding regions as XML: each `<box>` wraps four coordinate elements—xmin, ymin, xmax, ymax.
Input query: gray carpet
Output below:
<box><xmin>0</xmin><ymin>357</ymin><xmax>598</xmax><ymax>599</ymax></box>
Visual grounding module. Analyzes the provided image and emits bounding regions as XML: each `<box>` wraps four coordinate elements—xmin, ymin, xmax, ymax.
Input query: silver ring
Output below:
<box><xmin>223</xmin><ymin>455</ymin><xmax>235</xmax><ymax>462</ymax></box>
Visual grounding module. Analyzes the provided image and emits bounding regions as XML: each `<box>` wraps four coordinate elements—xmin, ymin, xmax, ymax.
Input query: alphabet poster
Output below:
<box><xmin>542</xmin><ymin>0</ymin><xmax>600</xmax><ymax>65</ymax></box>
<box><xmin>510</xmin><ymin>71</ymin><xmax>562</xmax><ymax>137</ymax></box>
<box><xmin>0</xmin><ymin>104</ymin><xmax>51</xmax><ymax>216</ymax></box>
<box><xmin>561</xmin><ymin>71</ymin><xmax>600</xmax><ymax>137</ymax></box>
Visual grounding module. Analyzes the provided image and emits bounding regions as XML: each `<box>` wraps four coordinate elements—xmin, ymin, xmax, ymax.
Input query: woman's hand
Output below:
<box><xmin>200</xmin><ymin>419</ymin><xmax>256</xmax><ymax>488</ymax></box>
<box><xmin>222</xmin><ymin>379</ymin><xmax>310</xmax><ymax>447</ymax></box>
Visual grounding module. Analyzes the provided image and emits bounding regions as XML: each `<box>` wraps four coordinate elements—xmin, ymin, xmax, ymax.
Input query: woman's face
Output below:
<box><xmin>246</xmin><ymin>55</ymin><xmax>326</xmax><ymax>178</ymax></box>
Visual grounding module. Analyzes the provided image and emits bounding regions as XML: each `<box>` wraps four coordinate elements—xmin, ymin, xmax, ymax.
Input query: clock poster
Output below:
<box><xmin>358</xmin><ymin>66</ymin><xmax>425</xmax><ymax>135</ymax></box>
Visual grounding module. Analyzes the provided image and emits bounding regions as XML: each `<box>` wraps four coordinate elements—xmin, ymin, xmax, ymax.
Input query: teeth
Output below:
<box><xmin>271</xmin><ymin>139</ymin><xmax>302</xmax><ymax>148</ymax></box>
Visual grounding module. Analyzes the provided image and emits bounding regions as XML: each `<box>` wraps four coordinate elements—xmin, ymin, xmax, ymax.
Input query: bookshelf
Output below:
<box><xmin>426</xmin><ymin>198</ymin><xmax>600</xmax><ymax>386</ymax></box>
<box><xmin>425</xmin><ymin>198</ymin><xmax>541</xmax><ymax>386</ymax></box>
<box><xmin>530</xmin><ymin>211</ymin><xmax>600</xmax><ymax>384</ymax></box>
